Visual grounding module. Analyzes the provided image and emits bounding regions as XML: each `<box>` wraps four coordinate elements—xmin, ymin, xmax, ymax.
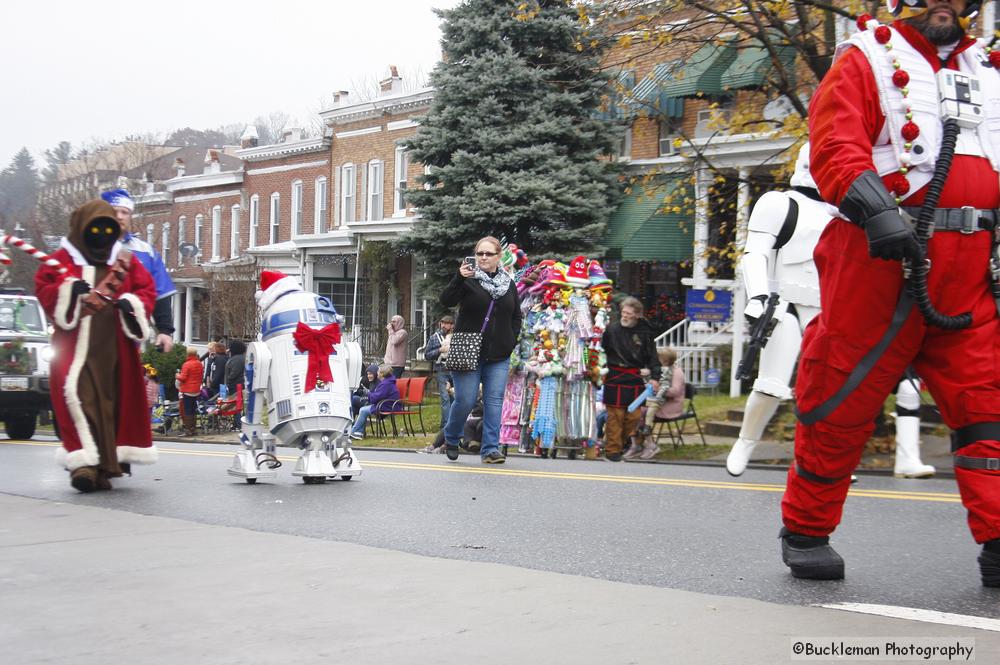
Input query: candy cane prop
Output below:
<box><xmin>0</xmin><ymin>234</ymin><xmax>69</xmax><ymax>275</ymax></box>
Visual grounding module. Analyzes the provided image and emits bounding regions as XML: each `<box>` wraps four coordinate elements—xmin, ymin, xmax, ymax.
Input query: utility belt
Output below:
<box><xmin>900</xmin><ymin>207</ymin><xmax>1000</xmax><ymax>234</ymax></box>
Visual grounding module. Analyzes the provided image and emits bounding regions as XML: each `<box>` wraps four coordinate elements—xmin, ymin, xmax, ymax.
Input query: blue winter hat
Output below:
<box><xmin>100</xmin><ymin>188</ymin><xmax>134</xmax><ymax>211</ymax></box>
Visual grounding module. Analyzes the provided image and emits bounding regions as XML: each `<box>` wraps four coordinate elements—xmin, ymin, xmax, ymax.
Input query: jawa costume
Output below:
<box><xmin>35</xmin><ymin>200</ymin><xmax>157</xmax><ymax>492</ymax></box>
<box><xmin>601</xmin><ymin>315</ymin><xmax>660</xmax><ymax>460</ymax></box>
<box><xmin>782</xmin><ymin>2</ymin><xmax>1000</xmax><ymax>586</ymax></box>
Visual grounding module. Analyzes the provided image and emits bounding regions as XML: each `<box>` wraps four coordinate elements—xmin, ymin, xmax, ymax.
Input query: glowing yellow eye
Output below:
<box><xmin>88</xmin><ymin>227</ymin><xmax>98</xmax><ymax>234</ymax></box>
<box><xmin>105</xmin><ymin>227</ymin><xmax>113</xmax><ymax>234</ymax></box>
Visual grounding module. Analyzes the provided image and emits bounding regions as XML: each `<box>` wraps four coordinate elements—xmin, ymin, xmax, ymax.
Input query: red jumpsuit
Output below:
<box><xmin>784</xmin><ymin>21</ymin><xmax>1000</xmax><ymax>543</ymax></box>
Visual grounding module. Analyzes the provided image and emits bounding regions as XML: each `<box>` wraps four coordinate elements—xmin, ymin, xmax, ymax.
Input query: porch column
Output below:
<box><xmin>172</xmin><ymin>293</ymin><xmax>182</xmax><ymax>343</ymax></box>
<box><xmin>184</xmin><ymin>286</ymin><xmax>194</xmax><ymax>343</ymax></box>
<box><xmin>693</xmin><ymin>167</ymin><xmax>710</xmax><ymax>288</ymax></box>
<box><xmin>730</xmin><ymin>167</ymin><xmax>750</xmax><ymax>398</ymax></box>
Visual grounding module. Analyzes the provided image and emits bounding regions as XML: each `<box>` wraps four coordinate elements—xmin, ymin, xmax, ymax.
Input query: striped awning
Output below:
<box><xmin>603</xmin><ymin>176</ymin><xmax>694</xmax><ymax>262</ymax></box>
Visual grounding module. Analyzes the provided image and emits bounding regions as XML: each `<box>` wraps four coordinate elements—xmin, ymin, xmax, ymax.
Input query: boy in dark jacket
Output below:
<box><xmin>349</xmin><ymin>365</ymin><xmax>401</xmax><ymax>439</ymax></box>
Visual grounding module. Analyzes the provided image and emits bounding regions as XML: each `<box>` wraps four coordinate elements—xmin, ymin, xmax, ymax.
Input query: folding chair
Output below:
<box><xmin>651</xmin><ymin>383</ymin><xmax>706</xmax><ymax>448</ymax></box>
<box><xmin>402</xmin><ymin>376</ymin><xmax>429</xmax><ymax>435</ymax></box>
<box><xmin>214</xmin><ymin>384</ymin><xmax>243</xmax><ymax>432</ymax></box>
<box><xmin>369</xmin><ymin>398</ymin><xmax>412</xmax><ymax>438</ymax></box>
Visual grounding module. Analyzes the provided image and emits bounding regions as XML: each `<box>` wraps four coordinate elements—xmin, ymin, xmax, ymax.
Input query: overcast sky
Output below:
<box><xmin>0</xmin><ymin>0</ymin><xmax>461</xmax><ymax>171</ymax></box>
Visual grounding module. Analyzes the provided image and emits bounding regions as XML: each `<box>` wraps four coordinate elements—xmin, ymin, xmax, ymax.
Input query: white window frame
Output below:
<box><xmin>194</xmin><ymin>214</ymin><xmax>204</xmax><ymax>262</ymax></box>
<box><xmin>393</xmin><ymin>146</ymin><xmax>408</xmax><ymax>216</ymax></box>
<box><xmin>211</xmin><ymin>205</ymin><xmax>222</xmax><ymax>261</ymax></box>
<box><xmin>146</xmin><ymin>223</ymin><xmax>155</xmax><ymax>246</ymax></box>
<box><xmin>367</xmin><ymin>159</ymin><xmax>383</xmax><ymax>221</ymax></box>
<box><xmin>161</xmin><ymin>223</ymin><xmax>171</xmax><ymax>268</ymax></box>
<box><xmin>249</xmin><ymin>195</ymin><xmax>259</xmax><ymax>249</ymax></box>
<box><xmin>230</xmin><ymin>204</ymin><xmax>240</xmax><ymax>257</ymax></box>
<box><xmin>314</xmin><ymin>176</ymin><xmax>328</xmax><ymax>233</ymax></box>
<box><xmin>177</xmin><ymin>215</ymin><xmax>186</xmax><ymax>266</ymax></box>
<box><xmin>291</xmin><ymin>179</ymin><xmax>304</xmax><ymax>236</ymax></box>
<box><xmin>340</xmin><ymin>163</ymin><xmax>355</xmax><ymax>224</ymax></box>
<box><xmin>269</xmin><ymin>192</ymin><xmax>280</xmax><ymax>244</ymax></box>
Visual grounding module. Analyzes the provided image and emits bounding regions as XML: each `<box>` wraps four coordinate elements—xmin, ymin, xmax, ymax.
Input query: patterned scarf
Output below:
<box><xmin>474</xmin><ymin>267</ymin><xmax>511</xmax><ymax>300</ymax></box>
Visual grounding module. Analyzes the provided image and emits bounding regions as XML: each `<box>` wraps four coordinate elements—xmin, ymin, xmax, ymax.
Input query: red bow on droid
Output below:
<box><xmin>293</xmin><ymin>322</ymin><xmax>342</xmax><ymax>392</ymax></box>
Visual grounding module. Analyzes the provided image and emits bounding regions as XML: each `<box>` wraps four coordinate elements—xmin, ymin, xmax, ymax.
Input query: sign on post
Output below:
<box><xmin>684</xmin><ymin>289</ymin><xmax>732</xmax><ymax>323</ymax></box>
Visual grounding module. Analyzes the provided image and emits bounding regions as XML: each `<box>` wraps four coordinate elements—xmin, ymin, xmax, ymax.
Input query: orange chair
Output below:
<box><xmin>403</xmin><ymin>376</ymin><xmax>429</xmax><ymax>435</ymax></box>
<box><xmin>214</xmin><ymin>384</ymin><xmax>243</xmax><ymax>432</ymax></box>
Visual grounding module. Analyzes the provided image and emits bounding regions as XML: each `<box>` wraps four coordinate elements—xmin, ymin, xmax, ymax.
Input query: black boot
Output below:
<box><xmin>779</xmin><ymin>527</ymin><xmax>845</xmax><ymax>580</ymax></box>
<box><xmin>979</xmin><ymin>539</ymin><xmax>1000</xmax><ymax>588</ymax></box>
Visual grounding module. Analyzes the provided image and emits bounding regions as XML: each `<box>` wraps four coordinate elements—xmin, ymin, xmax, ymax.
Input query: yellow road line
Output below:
<box><xmin>2</xmin><ymin>439</ymin><xmax>962</xmax><ymax>503</ymax></box>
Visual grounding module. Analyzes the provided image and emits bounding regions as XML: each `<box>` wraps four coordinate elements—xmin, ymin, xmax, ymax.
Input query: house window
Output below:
<box><xmin>269</xmin><ymin>192</ymin><xmax>280</xmax><ymax>244</ymax></box>
<box><xmin>291</xmin><ymin>180</ymin><xmax>304</xmax><ymax>236</ymax></box>
<box><xmin>393</xmin><ymin>146</ymin><xmax>408</xmax><ymax>215</ymax></box>
<box><xmin>340</xmin><ymin>164</ymin><xmax>355</xmax><ymax>224</ymax></box>
<box><xmin>162</xmin><ymin>223</ymin><xmax>171</xmax><ymax>267</ymax></box>
<box><xmin>146</xmin><ymin>224</ymin><xmax>155</xmax><ymax>247</ymax></box>
<box><xmin>367</xmin><ymin>160</ymin><xmax>383</xmax><ymax>221</ymax></box>
<box><xmin>315</xmin><ymin>275</ymin><xmax>370</xmax><ymax>329</ymax></box>
<box><xmin>314</xmin><ymin>176</ymin><xmax>328</xmax><ymax>233</ymax></box>
<box><xmin>211</xmin><ymin>205</ymin><xmax>222</xmax><ymax>261</ymax></box>
<box><xmin>177</xmin><ymin>215</ymin><xmax>186</xmax><ymax>266</ymax></box>
<box><xmin>249</xmin><ymin>195</ymin><xmax>259</xmax><ymax>249</ymax></box>
<box><xmin>230</xmin><ymin>204</ymin><xmax>240</xmax><ymax>257</ymax></box>
<box><xmin>194</xmin><ymin>214</ymin><xmax>204</xmax><ymax>262</ymax></box>
<box><xmin>658</xmin><ymin>119</ymin><xmax>681</xmax><ymax>157</ymax></box>
<box><xmin>617</xmin><ymin>127</ymin><xmax>633</xmax><ymax>160</ymax></box>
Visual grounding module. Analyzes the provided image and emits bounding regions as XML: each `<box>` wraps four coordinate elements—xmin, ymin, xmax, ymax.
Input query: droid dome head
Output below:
<box><xmin>256</xmin><ymin>269</ymin><xmax>303</xmax><ymax>312</ymax></box>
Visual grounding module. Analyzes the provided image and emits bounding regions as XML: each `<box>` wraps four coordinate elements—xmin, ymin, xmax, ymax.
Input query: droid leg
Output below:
<box><xmin>329</xmin><ymin>426</ymin><xmax>363</xmax><ymax>480</ymax></box>
<box><xmin>228</xmin><ymin>343</ymin><xmax>279</xmax><ymax>484</ymax></box>
<box><xmin>728</xmin><ymin>311</ymin><xmax>799</xmax><ymax>476</ymax></box>
<box><xmin>893</xmin><ymin>374</ymin><xmax>935</xmax><ymax>478</ymax></box>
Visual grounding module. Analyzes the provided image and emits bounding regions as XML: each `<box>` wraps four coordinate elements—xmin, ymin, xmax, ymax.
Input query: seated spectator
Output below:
<box><xmin>352</xmin><ymin>364</ymin><xmax>380</xmax><ymax>418</ymax></box>
<box><xmin>349</xmin><ymin>365</ymin><xmax>400</xmax><ymax>439</ymax></box>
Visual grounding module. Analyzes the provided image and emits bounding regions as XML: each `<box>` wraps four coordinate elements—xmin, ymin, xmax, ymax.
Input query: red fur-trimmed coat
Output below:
<box><xmin>35</xmin><ymin>243</ymin><xmax>157</xmax><ymax>471</ymax></box>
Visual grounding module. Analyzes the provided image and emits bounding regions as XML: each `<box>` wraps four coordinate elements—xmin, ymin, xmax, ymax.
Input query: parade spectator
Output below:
<box><xmin>35</xmin><ymin>199</ymin><xmax>158</xmax><ymax>492</ymax></box>
<box><xmin>601</xmin><ymin>296</ymin><xmax>660</xmax><ymax>461</ymax></box>
<box><xmin>101</xmin><ymin>188</ymin><xmax>176</xmax><ymax>352</ymax></box>
<box><xmin>423</xmin><ymin>314</ymin><xmax>455</xmax><ymax>428</ymax></box>
<box><xmin>144</xmin><ymin>364</ymin><xmax>161</xmax><ymax>417</ymax></box>
<box><xmin>176</xmin><ymin>347</ymin><xmax>203</xmax><ymax>437</ymax></box>
<box><xmin>352</xmin><ymin>364</ymin><xmax>380</xmax><ymax>418</ymax></box>
<box><xmin>384</xmin><ymin>315</ymin><xmax>407</xmax><ymax>378</ymax></box>
<box><xmin>627</xmin><ymin>347</ymin><xmax>684</xmax><ymax>461</ymax></box>
<box><xmin>439</xmin><ymin>236</ymin><xmax>522</xmax><ymax>464</ymax></box>
<box><xmin>223</xmin><ymin>340</ymin><xmax>246</xmax><ymax>430</ymax></box>
<box><xmin>203</xmin><ymin>342</ymin><xmax>227</xmax><ymax>397</ymax></box>
<box><xmin>350</xmin><ymin>364</ymin><xmax>401</xmax><ymax>439</ymax></box>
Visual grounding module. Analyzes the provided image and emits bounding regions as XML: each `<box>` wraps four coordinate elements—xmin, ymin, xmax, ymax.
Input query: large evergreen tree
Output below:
<box><xmin>0</xmin><ymin>148</ymin><xmax>39</xmax><ymax>290</ymax></box>
<box><xmin>402</xmin><ymin>0</ymin><xmax>623</xmax><ymax>296</ymax></box>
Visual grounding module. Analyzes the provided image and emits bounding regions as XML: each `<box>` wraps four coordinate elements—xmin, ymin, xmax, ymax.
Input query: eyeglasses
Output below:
<box><xmin>475</xmin><ymin>251</ymin><xmax>498</xmax><ymax>257</ymax></box>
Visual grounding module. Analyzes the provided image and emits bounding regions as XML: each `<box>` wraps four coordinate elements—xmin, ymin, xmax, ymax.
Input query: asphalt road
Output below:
<box><xmin>1</xmin><ymin>435</ymin><xmax>995</xmax><ymax>621</ymax></box>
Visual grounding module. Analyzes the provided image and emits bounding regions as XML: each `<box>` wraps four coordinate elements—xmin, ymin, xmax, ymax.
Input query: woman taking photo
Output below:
<box><xmin>440</xmin><ymin>236</ymin><xmax>522</xmax><ymax>464</ymax></box>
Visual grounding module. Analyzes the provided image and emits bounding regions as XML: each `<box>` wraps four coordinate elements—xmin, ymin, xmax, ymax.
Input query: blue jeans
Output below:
<box><xmin>436</xmin><ymin>368</ymin><xmax>453</xmax><ymax>429</ymax></box>
<box><xmin>444</xmin><ymin>358</ymin><xmax>509</xmax><ymax>457</ymax></box>
<box><xmin>352</xmin><ymin>405</ymin><xmax>373</xmax><ymax>435</ymax></box>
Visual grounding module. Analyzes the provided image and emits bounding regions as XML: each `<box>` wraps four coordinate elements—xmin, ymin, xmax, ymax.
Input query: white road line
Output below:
<box><xmin>816</xmin><ymin>602</ymin><xmax>1000</xmax><ymax>632</ymax></box>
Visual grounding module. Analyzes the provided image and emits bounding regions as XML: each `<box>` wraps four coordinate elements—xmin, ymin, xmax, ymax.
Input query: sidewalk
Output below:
<box><xmin>155</xmin><ymin>429</ymin><xmax>957</xmax><ymax>478</ymax></box>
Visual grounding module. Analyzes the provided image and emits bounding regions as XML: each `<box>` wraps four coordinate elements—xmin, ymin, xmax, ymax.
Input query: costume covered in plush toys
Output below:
<box><xmin>35</xmin><ymin>199</ymin><xmax>156</xmax><ymax>493</ymax></box>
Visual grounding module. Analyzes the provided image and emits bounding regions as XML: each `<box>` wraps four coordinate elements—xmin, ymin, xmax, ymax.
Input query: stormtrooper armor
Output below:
<box><xmin>727</xmin><ymin>145</ymin><xmax>933</xmax><ymax>477</ymax></box>
<box><xmin>228</xmin><ymin>271</ymin><xmax>364</xmax><ymax>484</ymax></box>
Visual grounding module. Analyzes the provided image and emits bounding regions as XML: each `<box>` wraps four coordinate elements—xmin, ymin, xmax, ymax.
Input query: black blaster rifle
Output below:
<box><xmin>735</xmin><ymin>292</ymin><xmax>780</xmax><ymax>381</ymax></box>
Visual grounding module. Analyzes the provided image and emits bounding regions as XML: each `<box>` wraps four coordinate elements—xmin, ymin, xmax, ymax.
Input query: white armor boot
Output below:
<box><xmin>893</xmin><ymin>415</ymin><xmax>935</xmax><ymax>478</ymax></box>
<box><xmin>728</xmin><ymin>389</ymin><xmax>782</xmax><ymax>476</ymax></box>
<box><xmin>893</xmin><ymin>377</ymin><xmax>934</xmax><ymax>478</ymax></box>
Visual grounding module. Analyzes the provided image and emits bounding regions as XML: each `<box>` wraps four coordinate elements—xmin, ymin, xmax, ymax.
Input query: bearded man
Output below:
<box><xmin>781</xmin><ymin>0</ymin><xmax>1000</xmax><ymax>586</ymax></box>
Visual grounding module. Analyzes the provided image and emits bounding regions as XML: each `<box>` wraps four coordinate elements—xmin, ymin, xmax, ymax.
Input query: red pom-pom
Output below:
<box><xmin>874</xmin><ymin>25</ymin><xmax>891</xmax><ymax>44</ymax></box>
<box><xmin>990</xmin><ymin>51</ymin><xmax>1000</xmax><ymax>68</ymax></box>
<box><xmin>892</xmin><ymin>70</ymin><xmax>909</xmax><ymax>88</ymax></box>
<box><xmin>890</xmin><ymin>174</ymin><xmax>910</xmax><ymax>196</ymax></box>
<box><xmin>901</xmin><ymin>121</ymin><xmax>920</xmax><ymax>141</ymax></box>
<box><xmin>856</xmin><ymin>14</ymin><xmax>873</xmax><ymax>31</ymax></box>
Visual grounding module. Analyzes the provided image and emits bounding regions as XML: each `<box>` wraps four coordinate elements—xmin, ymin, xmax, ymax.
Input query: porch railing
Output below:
<box><xmin>655</xmin><ymin>317</ymin><xmax>732</xmax><ymax>387</ymax></box>
<box><xmin>346</xmin><ymin>323</ymin><xmax>434</xmax><ymax>367</ymax></box>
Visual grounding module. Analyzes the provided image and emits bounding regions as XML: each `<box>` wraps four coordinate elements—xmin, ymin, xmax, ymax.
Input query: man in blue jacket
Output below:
<box><xmin>101</xmin><ymin>188</ymin><xmax>176</xmax><ymax>352</ymax></box>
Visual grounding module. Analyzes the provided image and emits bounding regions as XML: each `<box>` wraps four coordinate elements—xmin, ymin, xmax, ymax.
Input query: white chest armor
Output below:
<box><xmin>773</xmin><ymin>191</ymin><xmax>831</xmax><ymax>310</ymax></box>
<box><xmin>838</xmin><ymin>27</ymin><xmax>1000</xmax><ymax>193</ymax></box>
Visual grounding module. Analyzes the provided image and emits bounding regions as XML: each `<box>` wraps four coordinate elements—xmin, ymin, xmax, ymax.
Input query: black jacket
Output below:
<box><xmin>204</xmin><ymin>354</ymin><xmax>226</xmax><ymax>392</ymax></box>
<box><xmin>440</xmin><ymin>272</ymin><xmax>522</xmax><ymax>363</ymax></box>
<box><xmin>224</xmin><ymin>354</ymin><xmax>245</xmax><ymax>394</ymax></box>
<box><xmin>602</xmin><ymin>319</ymin><xmax>661</xmax><ymax>376</ymax></box>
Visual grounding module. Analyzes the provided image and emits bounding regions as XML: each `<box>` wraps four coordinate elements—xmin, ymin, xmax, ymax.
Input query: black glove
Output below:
<box><xmin>839</xmin><ymin>170</ymin><xmax>920</xmax><ymax>261</ymax></box>
<box><xmin>71</xmin><ymin>280</ymin><xmax>90</xmax><ymax>296</ymax></box>
<box><xmin>114</xmin><ymin>298</ymin><xmax>134</xmax><ymax>315</ymax></box>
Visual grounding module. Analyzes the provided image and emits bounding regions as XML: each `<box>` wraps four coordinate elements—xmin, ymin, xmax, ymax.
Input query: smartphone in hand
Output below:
<box><xmin>464</xmin><ymin>256</ymin><xmax>476</xmax><ymax>267</ymax></box>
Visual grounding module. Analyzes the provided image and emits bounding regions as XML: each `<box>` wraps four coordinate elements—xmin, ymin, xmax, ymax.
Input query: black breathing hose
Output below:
<box><xmin>906</xmin><ymin>118</ymin><xmax>973</xmax><ymax>329</ymax></box>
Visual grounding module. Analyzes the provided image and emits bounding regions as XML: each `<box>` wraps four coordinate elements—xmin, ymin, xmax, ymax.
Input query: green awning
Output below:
<box><xmin>720</xmin><ymin>44</ymin><xmax>796</xmax><ymax>90</ymax></box>
<box><xmin>630</xmin><ymin>61</ymin><xmax>684</xmax><ymax>117</ymax></box>
<box><xmin>657</xmin><ymin>41</ymin><xmax>737</xmax><ymax>98</ymax></box>
<box><xmin>603</xmin><ymin>177</ymin><xmax>694</xmax><ymax>262</ymax></box>
<box><xmin>596</xmin><ymin>70</ymin><xmax>637</xmax><ymax>121</ymax></box>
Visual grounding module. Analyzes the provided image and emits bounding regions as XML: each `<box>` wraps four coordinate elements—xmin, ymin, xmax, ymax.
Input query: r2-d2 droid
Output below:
<box><xmin>228</xmin><ymin>270</ymin><xmax>364</xmax><ymax>484</ymax></box>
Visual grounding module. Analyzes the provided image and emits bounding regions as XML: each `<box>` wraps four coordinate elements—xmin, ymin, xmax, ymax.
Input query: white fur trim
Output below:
<box><xmin>255</xmin><ymin>275</ymin><xmax>302</xmax><ymax>311</ymax></box>
<box><xmin>118</xmin><ymin>293</ymin><xmax>151</xmax><ymax>342</ymax></box>
<box><xmin>116</xmin><ymin>445</ymin><xmax>158</xmax><ymax>465</ymax></box>
<box><xmin>56</xmin><ymin>446</ymin><xmax>100</xmax><ymax>471</ymax></box>
<box><xmin>61</xmin><ymin>264</ymin><xmax>100</xmax><ymax>470</ymax></box>
<box><xmin>54</xmin><ymin>278</ymin><xmax>83</xmax><ymax>330</ymax></box>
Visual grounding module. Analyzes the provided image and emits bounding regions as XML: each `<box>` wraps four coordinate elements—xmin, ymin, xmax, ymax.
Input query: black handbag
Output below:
<box><xmin>445</xmin><ymin>300</ymin><xmax>495</xmax><ymax>372</ymax></box>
